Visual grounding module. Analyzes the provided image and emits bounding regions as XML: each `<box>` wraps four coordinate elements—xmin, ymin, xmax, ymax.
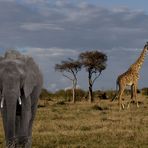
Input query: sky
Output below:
<box><xmin>0</xmin><ymin>0</ymin><xmax>148</xmax><ymax>91</ymax></box>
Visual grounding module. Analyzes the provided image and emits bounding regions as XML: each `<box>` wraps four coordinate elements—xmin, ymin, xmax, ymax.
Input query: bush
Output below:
<box><xmin>54</xmin><ymin>89</ymin><xmax>70</xmax><ymax>101</ymax></box>
<box><xmin>75</xmin><ymin>89</ymin><xmax>86</xmax><ymax>101</ymax></box>
<box><xmin>54</xmin><ymin>89</ymin><xmax>87</xmax><ymax>102</ymax></box>
<box><xmin>141</xmin><ymin>88</ymin><xmax>148</xmax><ymax>96</ymax></box>
<box><xmin>39</xmin><ymin>89</ymin><xmax>53</xmax><ymax>101</ymax></box>
<box><xmin>94</xmin><ymin>90</ymin><xmax>114</xmax><ymax>100</ymax></box>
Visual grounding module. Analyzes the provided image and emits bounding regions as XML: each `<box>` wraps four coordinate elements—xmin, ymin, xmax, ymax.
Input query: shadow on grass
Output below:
<box><xmin>38</xmin><ymin>104</ymin><xmax>46</xmax><ymax>108</ymax></box>
<box><xmin>91</xmin><ymin>104</ymin><xmax>109</xmax><ymax>111</ymax></box>
<box><xmin>56</xmin><ymin>100</ymin><xmax>66</xmax><ymax>105</ymax></box>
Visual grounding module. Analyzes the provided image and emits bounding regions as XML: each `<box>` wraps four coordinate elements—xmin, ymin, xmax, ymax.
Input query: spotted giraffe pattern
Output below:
<box><xmin>115</xmin><ymin>43</ymin><xmax>148</xmax><ymax>110</ymax></box>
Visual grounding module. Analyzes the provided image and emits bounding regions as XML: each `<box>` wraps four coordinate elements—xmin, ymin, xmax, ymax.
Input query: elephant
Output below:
<box><xmin>0</xmin><ymin>50</ymin><xmax>43</xmax><ymax>147</ymax></box>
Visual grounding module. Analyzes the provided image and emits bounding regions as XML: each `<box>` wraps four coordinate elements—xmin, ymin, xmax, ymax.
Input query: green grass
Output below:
<box><xmin>0</xmin><ymin>95</ymin><xmax>148</xmax><ymax>148</ymax></box>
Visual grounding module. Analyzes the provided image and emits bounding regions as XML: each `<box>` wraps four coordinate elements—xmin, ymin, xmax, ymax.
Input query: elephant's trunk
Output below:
<box><xmin>6</xmin><ymin>100</ymin><xmax>17</xmax><ymax>141</ymax></box>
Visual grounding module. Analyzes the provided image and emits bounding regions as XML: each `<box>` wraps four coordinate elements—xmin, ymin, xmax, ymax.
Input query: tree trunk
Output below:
<box><xmin>72</xmin><ymin>80</ymin><xmax>77</xmax><ymax>103</ymax></box>
<box><xmin>89</xmin><ymin>84</ymin><xmax>93</xmax><ymax>103</ymax></box>
<box><xmin>88</xmin><ymin>72</ymin><xmax>93</xmax><ymax>103</ymax></box>
<box><xmin>72</xmin><ymin>87</ymin><xmax>75</xmax><ymax>103</ymax></box>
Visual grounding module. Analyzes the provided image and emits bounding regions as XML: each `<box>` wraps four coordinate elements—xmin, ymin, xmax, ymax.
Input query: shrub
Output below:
<box><xmin>54</xmin><ymin>89</ymin><xmax>87</xmax><ymax>102</ymax></box>
<box><xmin>39</xmin><ymin>89</ymin><xmax>53</xmax><ymax>101</ymax></box>
<box><xmin>141</xmin><ymin>88</ymin><xmax>148</xmax><ymax>96</ymax></box>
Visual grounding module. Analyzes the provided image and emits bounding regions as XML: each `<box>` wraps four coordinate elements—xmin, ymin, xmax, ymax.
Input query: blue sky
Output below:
<box><xmin>0</xmin><ymin>0</ymin><xmax>148</xmax><ymax>91</ymax></box>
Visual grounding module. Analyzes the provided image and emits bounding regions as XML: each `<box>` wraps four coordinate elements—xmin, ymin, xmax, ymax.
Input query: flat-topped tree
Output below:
<box><xmin>79</xmin><ymin>51</ymin><xmax>107</xmax><ymax>102</ymax></box>
<box><xmin>55</xmin><ymin>58</ymin><xmax>82</xmax><ymax>103</ymax></box>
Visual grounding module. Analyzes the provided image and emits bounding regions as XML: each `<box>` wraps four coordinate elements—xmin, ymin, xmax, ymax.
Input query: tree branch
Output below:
<box><xmin>71</xmin><ymin>69</ymin><xmax>77</xmax><ymax>80</ymax></box>
<box><xmin>62</xmin><ymin>73</ymin><xmax>73</xmax><ymax>81</ymax></box>
<box><xmin>92</xmin><ymin>72</ymin><xmax>102</xmax><ymax>85</ymax></box>
<box><xmin>91</xmin><ymin>70</ymin><xmax>96</xmax><ymax>75</ymax></box>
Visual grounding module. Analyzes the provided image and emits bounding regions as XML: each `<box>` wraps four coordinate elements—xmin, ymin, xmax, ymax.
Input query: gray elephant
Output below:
<box><xmin>0</xmin><ymin>50</ymin><xmax>43</xmax><ymax>147</ymax></box>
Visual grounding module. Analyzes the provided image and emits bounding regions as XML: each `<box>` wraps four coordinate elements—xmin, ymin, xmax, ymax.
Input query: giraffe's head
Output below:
<box><xmin>144</xmin><ymin>42</ymin><xmax>148</xmax><ymax>50</ymax></box>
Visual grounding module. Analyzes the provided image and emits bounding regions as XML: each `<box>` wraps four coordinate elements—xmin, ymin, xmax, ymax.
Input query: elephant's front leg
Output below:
<box><xmin>1</xmin><ymin>105</ymin><xmax>8</xmax><ymax>144</ymax></box>
<box><xmin>28</xmin><ymin>87</ymin><xmax>41</xmax><ymax>146</ymax></box>
<box><xmin>28</xmin><ymin>103</ymin><xmax>38</xmax><ymax>144</ymax></box>
<box><xmin>1</xmin><ymin>101</ymin><xmax>17</xmax><ymax>147</ymax></box>
<box><xmin>5</xmin><ymin>103</ymin><xmax>17</xmax><ymax>147</ymax></box>
<box><xmin>16</xmin><ymin>96</ymin><xmax>31</xmax><ymax>147</ymax></box>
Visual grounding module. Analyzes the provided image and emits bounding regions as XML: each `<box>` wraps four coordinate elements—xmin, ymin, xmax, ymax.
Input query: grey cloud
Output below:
<box><xmin>0</xmin><ymin>0</ymin><xmax>148</xmax><ymax>91</ymax></box>
<box><xmin>21</xmin><ymin>47</ymin><xmax>79</xmax><ymax>91</ymax></box>
<box><xmin>21</xmin><ymin>23</ymin><xmax>64</xmax><ymax>31</ymax></box>
<box><xmin>1</xmin><ymin>0</ymin><xmax>148</xmax><ymax>49</ymax></box>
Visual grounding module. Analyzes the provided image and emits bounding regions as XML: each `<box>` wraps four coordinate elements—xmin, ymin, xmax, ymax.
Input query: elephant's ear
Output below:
<box><xmin>23</xmin><ymin>58</ymin><xmax>36</xmax><ymax>98</ymax></box>
<box><xmin>23</xmin><ymin>72</ymin><xmax>35</xmax><ymax>98</ymax></box>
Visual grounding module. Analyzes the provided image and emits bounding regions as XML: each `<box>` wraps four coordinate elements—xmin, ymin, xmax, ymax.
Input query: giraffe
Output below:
<box><xmin>112</xmin><ymin>42</ymin><xmax>148</xmax><ymax>110</ymax></box>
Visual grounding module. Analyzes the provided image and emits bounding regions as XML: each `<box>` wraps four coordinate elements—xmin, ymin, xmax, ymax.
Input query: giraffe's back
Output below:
<box><xmin>117</xmin><ymin>68</ymin><xmax>139</xmax><ymax>86</ymax></box>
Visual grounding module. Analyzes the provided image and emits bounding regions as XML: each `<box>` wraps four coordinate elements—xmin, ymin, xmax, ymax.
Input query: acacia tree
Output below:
<box><xmin>79</xmin><ymin>51</ymin><xmax>107</xmax><ymax>102</ymax></box>
<box><xmin>55</xmin><ymin>58</ymin><xmax>82</xmax><ymax>103</ymax></box>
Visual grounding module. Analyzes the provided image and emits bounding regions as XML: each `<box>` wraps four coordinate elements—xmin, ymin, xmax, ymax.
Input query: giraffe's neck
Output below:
<box><xmin>132</xmin><ymin>47</ymin><xmax>147</xmax><ymax>72</ymax></box>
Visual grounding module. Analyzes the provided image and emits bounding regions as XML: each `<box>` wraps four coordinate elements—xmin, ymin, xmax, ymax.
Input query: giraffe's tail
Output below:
<box><xmin>111</xmin><ymin>80</ymin><xmax>118</xmax><ymax>101</ymax></box>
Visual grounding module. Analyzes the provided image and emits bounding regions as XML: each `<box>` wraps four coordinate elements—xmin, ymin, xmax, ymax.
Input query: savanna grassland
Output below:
<box><xmin>0</xmin><ymin>94</ymin><xmax>148</xmax><ymax>148</ymax></box>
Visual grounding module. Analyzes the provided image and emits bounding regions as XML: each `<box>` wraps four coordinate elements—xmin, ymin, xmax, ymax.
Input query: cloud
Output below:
<box><xmin>21</xmin><ymin>47</ymin><xmax>79</xmax><ymax>58</ymax></box>
<box><xmin>0</xmin><ymin>0</ymin><xmax>148</xmax><ymax>91</ymax></box>
<box><xmin>64</xmin><ymin>85</ymin><xmax>80</xmax><ymax>91</ymax></box>
<box><xmin>19</xmin><ymin>47</ymin><xmax>80</xmax><ymax>91</ymax></box>
<box><xmin>107</xmin><ymin>47</ymin><xmax>142</xmax><ymax>53</ymax></box>
<box><xmin>0</xmin><ymin>0</ymin><xmax>15</xmax><ymax>2</ymax></box>
<box><xmin>1</xmin><ymin>0</ymin><xmax>148</xmax><ymax>50</ymax></box>
<box><xmin>21</xmin><ymin>23</ymin><xmax>64</xmax><ymax>31</ymax></box>
<box><xmin>49</xmin><ymin>83</ymin><xmax>57</xmax><ymax>91</ymax></box>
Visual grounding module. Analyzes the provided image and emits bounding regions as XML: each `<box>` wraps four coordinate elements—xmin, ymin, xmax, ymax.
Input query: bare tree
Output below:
<box><xmin>55</xmin><ymin>58</ymin><xmax>82</xmax><ymax>103</ymax></box>
<box><xmin>79</xmin><ymin>51</ymin><xmax>107</xmax><ymax>102</ymax></box>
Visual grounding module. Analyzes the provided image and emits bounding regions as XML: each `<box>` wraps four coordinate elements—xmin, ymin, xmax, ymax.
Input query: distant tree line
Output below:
<box><xmin>55</xmin><ymin>50</ymin><xmax>107</xmax><ymax>103</ymax></box>
<box><xmin>40</xmin><ymin>87</ymin><xmax>148</xmax><ymax>104</ymax></box>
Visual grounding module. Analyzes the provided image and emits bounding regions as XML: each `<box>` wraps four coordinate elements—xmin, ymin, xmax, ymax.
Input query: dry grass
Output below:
<box><xmin>0</xmin><ymin>94</ymin><xmax>148</xmax><ymax>148</ymax></box>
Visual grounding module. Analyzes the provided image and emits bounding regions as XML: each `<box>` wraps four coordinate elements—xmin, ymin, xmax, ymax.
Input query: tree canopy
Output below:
<box><xmin>55</xmin><ymin>58</ymin><xmax>81</xmax><ymax>80</ymax></box>
<box><xmin>79</xmin><ymin>51</ymin><xmax>107</xmax><ymax>102</ymax></box>
<box><xmin>79</xmin><ymin>51</ymin><xmax>107</xmax><ymax>74</ymax></box>
<box><xmin>55</xmin><ymin>58</ymin><xmax>82</xmax><ymax>103</ymax></box>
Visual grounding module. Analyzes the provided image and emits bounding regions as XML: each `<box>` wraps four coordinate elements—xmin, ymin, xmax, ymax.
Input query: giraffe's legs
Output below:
<box><xmin>118</xmin><ymin>85</ymin><xmax>125</xmax><ymax>110</ymax></box>
<box><xmin>128</xmin><ymin>83</ymin><xmax>139</xmax><ymax>108</ymax></box>
<box><xmin>131</xmin><ymin>84</ymin><xmax>134</xmax><ymax>100</ymax></box>
<box><xmin>133</xmin><ymin>83</ymin><xmax>139</xmax><ymax>108</ymax></box>
<box><xmin>127</xmin><ymin>84</ymin><xmax>134</xmax><ymax>109</ymax></box>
